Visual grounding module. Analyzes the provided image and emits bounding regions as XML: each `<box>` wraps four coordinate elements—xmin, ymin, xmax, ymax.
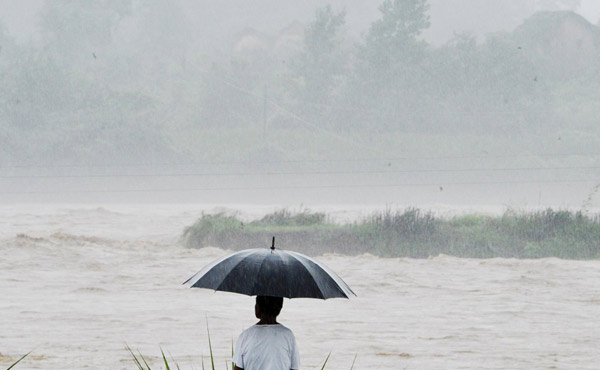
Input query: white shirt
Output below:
<box><xmin>233</xmin><ymin>324</ymin><xmax>300</xmax><ymax>370</ymax></box>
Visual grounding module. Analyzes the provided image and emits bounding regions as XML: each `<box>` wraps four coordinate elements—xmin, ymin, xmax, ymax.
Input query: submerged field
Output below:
<box><xmin>182</xmin><ymin>208</ymin><xmax>600</xmax><ymax>259</ymax></box>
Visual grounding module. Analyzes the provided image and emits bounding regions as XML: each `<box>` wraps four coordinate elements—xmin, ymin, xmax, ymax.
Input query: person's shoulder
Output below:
<box><xmin>242</xmin><ymin>324</ymin><xmax>260</xmax><ymax>334</ymax></box>
<box><xmin>275</xmin><ymin>324</ymin><xmax>295</xmax><ymax>336</ymax></box>
<box><xmin>276</xmin><ymin>323</ymin><xmax>292</xmax><ymax>331</ymax></box>
<box><xmin>239</xmin><ymin>324</ymin><xmax>259</xmax><ymax>339</ymax></box>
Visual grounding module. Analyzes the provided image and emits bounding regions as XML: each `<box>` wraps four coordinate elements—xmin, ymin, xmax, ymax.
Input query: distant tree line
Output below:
<box><xmin>1</xmin><ymin>0</ymin><xmax>599</xmax><ymax>165</ymax></box>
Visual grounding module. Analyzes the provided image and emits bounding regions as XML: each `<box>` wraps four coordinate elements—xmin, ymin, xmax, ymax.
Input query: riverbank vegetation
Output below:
<box><xmin>182</xmin><ymin>208</ymin><xmax>600</xmax><ymax>259</ymax></box>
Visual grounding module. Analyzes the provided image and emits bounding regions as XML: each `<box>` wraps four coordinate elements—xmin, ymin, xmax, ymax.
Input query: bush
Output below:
<box><xmin>181</xmin><ymin>208</ymin><xmax>600</xmax><ymax>259</ymax></box>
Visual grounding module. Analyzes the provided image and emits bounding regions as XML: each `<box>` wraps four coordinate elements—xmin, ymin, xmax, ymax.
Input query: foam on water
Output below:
<box><xmin>1</xmin><ymin>205</ymin><xmax>599</xmax><ymax>369</ymax></box>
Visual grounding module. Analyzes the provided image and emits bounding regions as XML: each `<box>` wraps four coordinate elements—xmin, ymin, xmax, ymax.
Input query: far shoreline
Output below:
<box><xmin>181</xmin><ymin>207</ymin><xmax>600</xmax><ymax>260</ymax></box>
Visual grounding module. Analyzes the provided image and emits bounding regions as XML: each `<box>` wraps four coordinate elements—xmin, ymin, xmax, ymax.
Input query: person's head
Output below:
<box><xmin>255</xmin><ymin>295</ymin><xmax>283</xmax><ymax>319</ymax></box>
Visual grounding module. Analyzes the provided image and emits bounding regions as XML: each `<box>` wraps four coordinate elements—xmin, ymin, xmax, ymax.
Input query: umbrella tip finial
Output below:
<box><xmin>271</xmin><ymin>236</ymin><xmax>275</xmax><ymax>250</ymax></box>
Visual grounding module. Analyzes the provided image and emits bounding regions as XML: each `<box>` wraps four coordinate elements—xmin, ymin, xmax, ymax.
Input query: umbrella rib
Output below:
<box><xmin>183</xmin><ymin>252</ymin><xmax>234</xmax><ymax>285</ymax></box>
<box><xmin>249</xmin><ymin>252</ymin><xmax>270</xmax><ymax>296</ymax></box>
<box><xmin>292</xmin><ymin>256</ymin><xmax>346</xmax><ymax>298</ymax></box>
<box><xmin>215</xmin><ymin>251</ymin><xmax>263</xmax><ymax>294</ymax></box>
<box><xmin>281</xmin><ymin>256</ymin><xmax>322</xmax><ymax>299</ymax></box>
<box><xmin>290</xmin><ymin>251</ymin><xmax>356</xmax><ymax>297</ymax></box>
<box><xmin>274</xmin><ymin>251</ymin><xmax>292</xmax><ymax>298</ymax></box>
<box><xmin>188</xmin><ymin>249</ymin><xmax>258</xmax><ymax>292</ymax></box>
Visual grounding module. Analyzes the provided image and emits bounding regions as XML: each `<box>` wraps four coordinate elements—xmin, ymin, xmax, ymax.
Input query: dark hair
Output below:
<box><xmin>256</xmin><ymin>296</ymin><xmax>283</xmax><ymax>317</ymax></box>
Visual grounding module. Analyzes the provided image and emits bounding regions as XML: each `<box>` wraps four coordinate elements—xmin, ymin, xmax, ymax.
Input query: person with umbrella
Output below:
<box><xmin>232</xmin><ymin>295</ymin><xmax>300</xmax><ymax>370</ymax></box>
<box><xmin>185</xmin><ymin>238</ymin><xmax>355</xmax><ymax>370</ymax></box>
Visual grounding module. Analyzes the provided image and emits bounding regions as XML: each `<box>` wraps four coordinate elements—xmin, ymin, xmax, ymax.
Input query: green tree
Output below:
<box><xmin>360</xmin><ymin>0</ymin><xmax>430</xmax><ymax>73</ymax></box>
<box><xmin>349</xmin><ymin>0</ymin><xmax>432</xmax><ymax>130</ymax></box>
<box><xmin>429</xmin><ymin>31</ymin><xmax>548</xmax><ymax>133</ymax></box>
<box><xmin>429</xmin><ymin>32</ymin><xmax>481</xmax><ymax>104</ymax></box>
<box><xmin>289</xmin><ymin>6</ymin><xmax>347</xmax><ymax>125</ymax></box>
<box><xmin>134</xmin><ymin>0</ymin><xmax>188</xmax><ymax>64</ymax></box>
<box><xmin>39</xmin><ymin>0</ymin><xmax>132</xmax><ymax>57</ymax></box>
<box><xmin>35</xmin><ymin>0</ymin><xmax>135</xmax><ymax>115</ymax></box>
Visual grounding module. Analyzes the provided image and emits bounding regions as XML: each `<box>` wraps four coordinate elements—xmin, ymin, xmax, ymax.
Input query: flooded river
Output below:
<box><xmin>1</xmin><ymin>205</ymin><xmax>599</xmax><ymax>369</ymax></box>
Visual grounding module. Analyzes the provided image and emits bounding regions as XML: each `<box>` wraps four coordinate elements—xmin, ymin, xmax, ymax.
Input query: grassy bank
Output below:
<box><xmin>181</xmin><ymin>209</ymin><xmax>600</xmax><ymax>259</ymax></box>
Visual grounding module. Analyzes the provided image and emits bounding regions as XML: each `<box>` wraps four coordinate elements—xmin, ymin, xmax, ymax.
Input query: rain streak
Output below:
<box><xmin>1</xmin><ymin>1</ymin><xmax>600</xmax><ymax>369</ymax></box>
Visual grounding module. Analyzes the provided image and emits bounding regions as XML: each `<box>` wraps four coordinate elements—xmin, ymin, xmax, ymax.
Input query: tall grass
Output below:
<box><xmin>5</xmin><ymin>320</ymin><xmax>345</xmax><ymax>369</ymax></box>
<box><xmin>259</xmin><ymin>209</ymin><xmax>327</xmax><ymax>227</ymax></box>
<box><xmin>4</xmin><ymin>331</ymin><xmax>347</xmax><ymax>369</ymax></box>
<box><xmin>126</xmin><ymin>327</ymin><xmax>348</xmax><ymax>370</ymax></box>
<box><xmin>5</xmin><ymin>352</ymin><xmax>30</xmax><ymax>370</ymax></box>
<box><xmin>182</xmin><ymin>208</ymin><xmax>600</xmax><ymax>259</ymax></box>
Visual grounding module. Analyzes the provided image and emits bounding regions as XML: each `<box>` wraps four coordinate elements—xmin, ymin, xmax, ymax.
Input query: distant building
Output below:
<box><xmin>232</xmin><ymin>27</ymin><xmax>271</xmax><ymax>56</ymax></box>
<box><xmin>514</xmin><ymin>11</ymin><xmax>600</xmax><ymax>74</ymax></box>
<box><xmin>273</xmin><ymin>21</ymin><xmax>304</xmax><ymax>56</ymax></box>
<box><xmin>232</xmin><ymin>22</ymin><xmax>304</xmax><ymax>60</ymax></box>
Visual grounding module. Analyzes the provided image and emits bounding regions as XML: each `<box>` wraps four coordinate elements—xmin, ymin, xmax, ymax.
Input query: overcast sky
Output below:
<box><xmin>1</xmin><ymin>1</ymin><xmax>600</xmax><ymax>46</ymax></box>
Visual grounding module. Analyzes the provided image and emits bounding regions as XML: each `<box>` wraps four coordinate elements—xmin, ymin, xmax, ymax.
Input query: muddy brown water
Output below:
<box><xmin>1</xmin><ymin>205</ymin><xmax>599</xmax><ymax>369</ymax></box>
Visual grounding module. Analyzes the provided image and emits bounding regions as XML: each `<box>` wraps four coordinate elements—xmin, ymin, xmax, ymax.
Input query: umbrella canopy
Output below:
<box><xmin>184</xmin><ymin>245</ymin><xmax>355</xmax><ymax>299</ymax></box>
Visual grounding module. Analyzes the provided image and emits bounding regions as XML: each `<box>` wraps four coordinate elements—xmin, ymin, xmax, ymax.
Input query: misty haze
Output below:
<box><xmin>1</xmin><ymin>1</ymin><xmax>600</xmax><ymax>369</ymax></box>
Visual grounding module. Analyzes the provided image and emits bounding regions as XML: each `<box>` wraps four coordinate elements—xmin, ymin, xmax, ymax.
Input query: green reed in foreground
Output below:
<box><xmin>3</xmin><ymin>340</ymin><xmax>349</xmax><ymax>369</ymax></box>
<box><xmin>127</xmin><ymin>349</ymin><xmax>342</xmax><ymax>370</ymax></box>
<box><xmin>126</xmin><ymin>328</ymin><xmax>351</xmax><ymax>370</ymax></box>
<box><xmin>4</xmin><ymin>352</ymin><xmax>30</xmax><ymax>370</ymax></box>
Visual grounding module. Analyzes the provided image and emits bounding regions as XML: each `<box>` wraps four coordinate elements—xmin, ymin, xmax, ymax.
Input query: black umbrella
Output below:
<box><xmin>184</xmin><ymin>238</ymin><xmax>355</xmax><ymax>299</ymax></box>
